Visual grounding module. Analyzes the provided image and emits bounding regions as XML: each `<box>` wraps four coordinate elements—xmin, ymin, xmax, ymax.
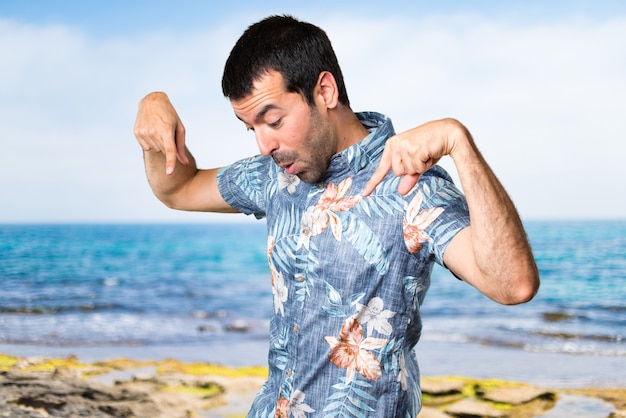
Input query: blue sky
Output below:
<box><xmin>1</xmin><ymin>1</ymin><xmax>625</xmax><ymax>222</ymax></box>
<box><xmin>4</xmin><ymin>1</ymin><xmax>626</xmax><ymax>39</ymax></box>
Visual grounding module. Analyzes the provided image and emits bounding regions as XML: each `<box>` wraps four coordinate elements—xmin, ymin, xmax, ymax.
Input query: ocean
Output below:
<box><xmin>1</xmin><ymin>220</ymin><xmax>625</xmax><ymax>386</ymax></box>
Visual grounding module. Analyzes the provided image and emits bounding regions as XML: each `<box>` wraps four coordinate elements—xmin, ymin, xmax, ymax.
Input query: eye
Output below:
<box><xmin>268</xmin><ymin>118</ymin><xmax>282</xmax><ymax>128</ymax></box>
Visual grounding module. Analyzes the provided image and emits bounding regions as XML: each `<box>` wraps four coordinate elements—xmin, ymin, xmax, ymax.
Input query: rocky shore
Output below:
<box><xmin>1</xmin><ymin>353</ymin><xmax>624</xmax><ymax>418</ymax></box>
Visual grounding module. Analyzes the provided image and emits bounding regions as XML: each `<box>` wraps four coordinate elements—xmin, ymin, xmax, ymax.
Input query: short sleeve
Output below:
<box><xmin>217</xmin><ymin>155</ymin><xmax>274</xmax><ymax>219</ymax></box>
<box><xmin>418</xmin><ymin>166</ymin><xmax>471</xmax><ymax>265</ymax></box>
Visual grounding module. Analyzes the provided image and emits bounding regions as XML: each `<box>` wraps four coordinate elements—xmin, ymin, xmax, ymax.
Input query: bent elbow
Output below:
<box><xmin>160</xmin><ymin>197</ymin><xmax>187</xmax><ymax>211</ymax></box>
<box><xmin>152</xmin><ymin>191</ymin><xmax>185</xmax><ymax>211</ymax></box>
<box><xmin>151</xmin><ymin>184</ymin><xmax>190</xmax><ymax>211</ymax></box>
<box><xmin>500</xmin><ymin>272</ymin><xmax>540</xmax><ymax>306</ymax></box>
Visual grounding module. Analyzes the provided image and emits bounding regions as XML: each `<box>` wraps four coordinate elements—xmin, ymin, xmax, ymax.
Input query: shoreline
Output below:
<box><xmin>1</xmin><ymin>348</ymin><xmax>625</xmax><ymax>418</ymax></box>
<box><xmin>416</xmin><ymin>340</ymin><xmax>626</xmax><ymax>389</ymax></box>
<box><xmin>1</xmin><ymin>338</ymin><xmax>624</xmax><ymax>389</ymax></box>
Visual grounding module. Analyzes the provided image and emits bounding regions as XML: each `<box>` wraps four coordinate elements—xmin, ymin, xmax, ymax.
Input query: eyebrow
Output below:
<box><xmin>255</xmin><ymin>104</ymin><xmax>279</xmax><ymax>123</ymax></box>
<box><xmin>235</xmin><ymin>104</ymin><xmax>280</xmax><ymax>124</ymax></box>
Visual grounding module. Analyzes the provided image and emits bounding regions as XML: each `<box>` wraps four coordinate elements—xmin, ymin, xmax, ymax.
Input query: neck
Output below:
<box><xmin>332</xmin><ymin>106</ymin><xmax>369</xmax><ymax>153</ymax></box>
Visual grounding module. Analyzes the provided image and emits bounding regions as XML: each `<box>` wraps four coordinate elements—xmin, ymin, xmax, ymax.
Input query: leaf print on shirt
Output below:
<box><xmin>296</xmin><ymin>178</ymin><xmax>361</xmax><ymax>250</ymax></box>
<box><xmin>357</xmin><ymin>175</ymin><xmax>406</xmax><ymax>218</ymax></box>
<box><xmin>397</xmin><ymin>351</ymin><xmax>409</xmax><ymax>391</ymax></box>
<box><xmin>355</xmin><ymin>297</ymin><xmax>396</xmax><ymax>336</ymax></box>
<box><xmin>324</xmin><ymin>316</ymin><xmax>387</xmax><ymax>383</ymax></box>
<box><xmin>403</xmin><ymin>275</ymin><xmax>429</xmax><ymax>314</ymax></box>
<box><xmin>323</xmin><ymin>376</ymin><xmax>377</xmax><ymax>417</ymax></box>
<box><xmin>268</xmin><ymin>235</ymin><xmax>288</xmax><ymax>316</ymax></box>
<box><xmin>271</xmin><ymin>267</ymin><xmax>288</xmax><ymax>316</ymax></box>
<box><xmin>403</xmin><ymin>189</ymin><xmax>444</xmax><ymax>254</ymax></box>
<box><xmin>321</xmin><ymin>281</ymin><xmax>365</xmax><ymax>318</ymax></box>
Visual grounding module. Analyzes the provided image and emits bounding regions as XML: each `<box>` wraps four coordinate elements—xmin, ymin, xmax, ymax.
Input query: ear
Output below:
<box><xmin>315</xmin><ymin>71</ymin><xmax>339</xmax><ymax>109</ymax></box>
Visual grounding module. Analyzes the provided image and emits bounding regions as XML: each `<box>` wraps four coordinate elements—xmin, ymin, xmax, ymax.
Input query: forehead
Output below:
<box><xmin>231</xmin><ymin>71</ymin><xmax>301</xmax><ymax>121</ymax></box>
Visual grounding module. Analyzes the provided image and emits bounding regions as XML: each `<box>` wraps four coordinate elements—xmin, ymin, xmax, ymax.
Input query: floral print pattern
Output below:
<box><xmin>403</xmin><ymin>190</ymin><xmax>444</xmax><ymax>253</ymax></box>
<box><xmin>278</xmin><ymin>172</ymin><xmax>300</xmax><ymax>194</ymax></box>
<box><xmin>289</xmin><ymin>390</ymin><xmax>316</xmax><ymax>418</ymax></box>
<box><xmin>356</xmin><ymin>296</ymin><xmax>396</xmax><ymax>336</ymax></box>
<box><xmin>275</xmin><ymin>397</ymin><xmax>289</xmax><ymax>418</ymax></box>
<box><xmin>268</xmin><ymin>235</ymin><xmax>288</xmax><ymax>316</ymax></box>
<box><xmin>296</xmin><ymin>178</ymin><xmax>361</xmax><ymax>250</ymax></box>
<box><xmin>324</xmin><ymin>316</ymin><xmax>388</xmax><ymax>382</ymax></box>
<box><xmin>217</xmin><ymin>112</ymin><xmax>471</xmax><ymax>417</ymax></box>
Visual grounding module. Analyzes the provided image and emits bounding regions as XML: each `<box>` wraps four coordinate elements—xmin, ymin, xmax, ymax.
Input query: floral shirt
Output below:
<box><xmin>217</xmin><ymin>112</ymin><xmax>470</xmax><ymax>418</ymax></box>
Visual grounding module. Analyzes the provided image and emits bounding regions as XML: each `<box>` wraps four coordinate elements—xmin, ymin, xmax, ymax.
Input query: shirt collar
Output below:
<box><xmin>325</xmin><ymin>112</ymin><xmax>395</xmax><ymax>179</ymax></box>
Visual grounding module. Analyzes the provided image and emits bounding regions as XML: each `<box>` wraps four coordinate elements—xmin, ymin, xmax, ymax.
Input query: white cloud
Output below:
<box><xmin>326</xmin><ymin>13</ymin><xmax>626</xmax><ymax>219</ymax></box>
<box><xmin>1</xmin><ymin>12</ymin><xmax>624</xmax><ymax>222</ymax></box>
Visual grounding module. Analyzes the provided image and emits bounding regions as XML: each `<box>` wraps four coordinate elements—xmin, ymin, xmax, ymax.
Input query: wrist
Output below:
<box><xmin>445</xmin><ymin>119</ymin><xmax>478</xmax><ymax>164</ymax></box>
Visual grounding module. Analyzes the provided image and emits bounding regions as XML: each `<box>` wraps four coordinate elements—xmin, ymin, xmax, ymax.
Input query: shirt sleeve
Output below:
<box><xmin>216</xmin><ymin>155</ymin><xmax>273</xmax><ymax>219</ymax></box>
<box><xmin>418</xmin><ymin>165</ymin><xmax>471</xmax><ymax>266</ymax></box>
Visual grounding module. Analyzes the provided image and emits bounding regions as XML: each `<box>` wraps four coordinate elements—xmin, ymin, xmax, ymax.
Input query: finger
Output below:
<box><xmin>398</xmin><ymin>174</ymin><xmax>420</xmax><ymax>196</ymax></box>
<box><xmin>135</xmin><ymin>135</ymin><xmax>152</xmax><ymax>152</ymax></box>
<box><xmin>133</xmin><ymin>121</ymin><xmax>153</xmax><ymax>152</ymax></box>
<box><xmin>397</xmin><ymin>152</ymin><xmax>433</xmax><ymax>195</ymax></box>
<box><xmin>174</xmin><ymin>121</ymin><xmax>189</xmax><ymax>165</ymax></box>
<box><xmin>390</xmin><ymin>146</ymin><xmax>406</xmax><ymax>177</ymax></box>
<box><xmin>163</xmin><ymin>132</ymin><xmax>178</xmax><ymax>175</ymax></box>
<box><xmin>363</xmin><ymin>149</ymin><xmax>392</xmax><ymax>196</ymax></box>
<box><xmin>135</xmin><ymin>131</ymin><xmax>163</xmax><ymax>154</ymax></box>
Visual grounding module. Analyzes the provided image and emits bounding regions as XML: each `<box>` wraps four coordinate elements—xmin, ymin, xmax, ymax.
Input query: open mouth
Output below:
<box><xmin>283</xmin><ymin>163</ymin><xmax>297</xmax><ymax>175</ymax></box>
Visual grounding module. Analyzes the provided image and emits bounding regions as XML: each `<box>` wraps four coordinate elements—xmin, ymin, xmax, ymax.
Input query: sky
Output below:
<box><xmin>1</xmin><ymin>0</ymin><xmax>625</xmax><ymax>223</ymax></box>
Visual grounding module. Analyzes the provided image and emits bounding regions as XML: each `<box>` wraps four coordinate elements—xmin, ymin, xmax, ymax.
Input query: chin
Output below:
<box><xmin>297</xmin><ymin>171</ymin><xmax>321</xmax><ymax>184</ymax></box>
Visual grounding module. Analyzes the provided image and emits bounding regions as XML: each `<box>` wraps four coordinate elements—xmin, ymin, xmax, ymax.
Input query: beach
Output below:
<box><xmin>2</xmin><ymin>338</ymin><xmax>625</xmax><ymax>389</ymax></box>
<box><xmin>1</xmin><ymin>339</ymin><xmax>625</xmax><ymax>417</ymax></box>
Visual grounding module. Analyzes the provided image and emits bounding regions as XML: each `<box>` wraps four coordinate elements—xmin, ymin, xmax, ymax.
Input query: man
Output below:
<box><xmin>134</xmin><ymin>15</ymin><xmax>539</xmax><ymax>418</ymax></box>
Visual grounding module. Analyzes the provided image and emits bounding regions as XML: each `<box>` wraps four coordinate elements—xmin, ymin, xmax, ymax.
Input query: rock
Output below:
<box><xmin>226</xmin><ymin>319</ymin><xmax>251</xmax><ymax>332</ymax></box>
<box><xmin>132</xmin><ymin>372</ymin><xmax>158</xmax><ymax>382</ymax></box>
<box><xmin>480</xmin><ymin>386</ymin><xmax>555</xmax><ymax>405</ymax></box>
<box><xmin>445</xmin><ymin>398</ymin><xmax>507</xmax><ymax>417</ymax></box>
<box><xmin>610</xmin><ymin>410</ymin><xmax>626</xmax><ymax>418</ymax></box>
<box><xmin>422</xmin><ymin>378</ymin><xmax>466</xmax><ymax>396</ymax></box>
<box><xmin>0</xmin><ymin>404</ymin><xmax>48</xmax><ymax>418</ymax></box>
<box><xmin>197</xmin><ymin>325</ymin><xmax>217</xmax><ymax>333</ymax></box>
<box><xmin>418</xmin><ymin>406</ymin><xmax>454</xmax><ymax>417</ymax></box>
<box><xmin>0</xmin><ymin>370</ymin><xmax>161</xmax><ymax>417</ymax></box>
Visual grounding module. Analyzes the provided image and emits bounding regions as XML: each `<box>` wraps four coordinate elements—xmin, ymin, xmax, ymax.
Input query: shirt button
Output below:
<box><xmin>292</xmin><ymin>324</ymin><xmax>300</xmax><ymax>333</ymax></box>
<box><xmin>286</xmin><ymin>369</ymin><xmax>293</xmax><ymax>377</ymax></box>
<box><xmin>316</xmin><ymin>182</ymin><xmax>324</xmax><ymax>188</ymax></box>
<box><xmin>296</xmin><ymin>275</ymin><xmax>305</xmax><ymax>282</ymax></box>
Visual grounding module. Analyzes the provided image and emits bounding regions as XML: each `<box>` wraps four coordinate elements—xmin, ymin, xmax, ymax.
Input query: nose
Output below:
<box><xmin>255</xmin><ymin>129</ymin><xmax>278</xmax><ymax>156</ymax></box>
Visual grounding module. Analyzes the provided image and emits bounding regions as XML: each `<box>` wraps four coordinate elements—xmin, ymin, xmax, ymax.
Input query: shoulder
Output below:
<box><xmin>217</xmin><ymin>155</ymin><xmax>276</xmax><ymax>217</ymax></box>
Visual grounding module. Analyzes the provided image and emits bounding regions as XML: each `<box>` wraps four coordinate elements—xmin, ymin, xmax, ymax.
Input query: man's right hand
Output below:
<box><xmin>134</xmin><ymin>92</ymin><xmax>189</xmax><ymax>175</ymax></box>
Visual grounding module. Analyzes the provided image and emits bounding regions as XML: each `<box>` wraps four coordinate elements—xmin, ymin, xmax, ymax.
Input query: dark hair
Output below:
<box><xmin>221</xmin><ymin>15</ymin><xmax>350</xmax><ymax>106</ymax></box>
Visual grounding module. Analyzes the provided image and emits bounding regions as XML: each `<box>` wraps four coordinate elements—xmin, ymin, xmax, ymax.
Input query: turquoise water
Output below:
<box><xmin>0</xmin><ymin>221</ymin><xmax>624</xmax><ymax>358</ymax></box>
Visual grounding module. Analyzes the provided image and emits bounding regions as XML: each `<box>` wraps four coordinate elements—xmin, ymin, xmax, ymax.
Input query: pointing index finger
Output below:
<box><xmin>362</xmin><ymin>149</ymin><xmax>392</xmax><ymax>196</ymax></box>
<box><xmin>163</xmin><ymin>127</ymin><xmax>179</xmax><ymax>175</ymax></box>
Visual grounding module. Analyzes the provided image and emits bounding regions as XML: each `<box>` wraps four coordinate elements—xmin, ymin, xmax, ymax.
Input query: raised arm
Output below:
<box><xmin>134</xmin><ymin>92</ymin><xmax>237</xmax><ymax>213</ymax></box>
<box><xmin>364</xmin><ymin>118</ymin><xmax>539</xmax><ymax>305</ymax></box>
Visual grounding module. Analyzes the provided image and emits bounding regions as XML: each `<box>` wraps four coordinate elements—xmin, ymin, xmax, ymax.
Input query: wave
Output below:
<box><xmin>532</xmin><ymin>330</ymin><xmax>624</xmax><ymax>343</ymax></box>
<box><xmin>0</xmin><ymin>303</ymin><xmax>130</xmax><ymax>315</ymax></box>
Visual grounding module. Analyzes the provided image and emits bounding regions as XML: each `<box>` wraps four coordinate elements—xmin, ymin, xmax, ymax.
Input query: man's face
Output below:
<box><xmin>231</xmin><ymin>70</ymin><xmax>336</xmax><ymax>184</ymax></box>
